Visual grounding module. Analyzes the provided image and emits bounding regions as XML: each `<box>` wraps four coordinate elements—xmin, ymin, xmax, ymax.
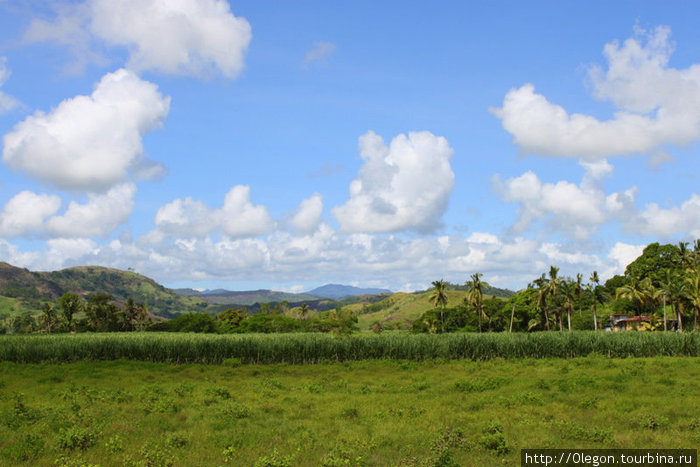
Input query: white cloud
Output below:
<box><xmin>47</xmin><ymin>183</ymin><xmax>136</xmax><ymax>237</ymax></box>
<box><xmin>303</xmin><ymin>41</ymin><xmax>336</xmax><ymax>68</ymax></box>
<box><xmin>289</xmin><ymin>193</ymin><xmax>323</xmax><ymax>233</ymax></box>
<box><xmin>46</xmin><ymin>238</ymin><xmax>97</xmax><ymax>263</ymax></box>
<box><xmin>492</xmin><ymin>26</ymin><xmax>700</xmax><ymax>159</ymax></box>
<box><xmin>0</xmin><ymin>57</ymin><xmax>20</xmax><ymax>113</ymax></box>
<box><xmin>332</xmin><ymin>131</ymin><xmax>455</xmax><ymax>233</ymax></box>
<box><xmin>23</xmin><ymin>4</ymin><xmax>106</xmax><ymax>75</ymax></box>
<box><xmin>0</xmin><ymin>191</ymin><xmax>61</xmax><ymax>237</ymax></box>
<box><xmin>154</xmin><ymin>197</ymin><xmax>218</xmax><ymax>238</ymax></box>
<box><xmin>220</xmin><ymin>186</ymin><xmax>275</xmax><ymax>237</ymax></box>
<box><xmin>92</xmin><ymin>0</ymin><xmax>251</xmax><ymax>77</ymax></box>
<box><xmin>539</xmin><ymin>243</ymin><xmax>603</xmax><ymax>268</ymax></box>
<box><xmin>0</xmin><ymin>220</ymin><xmax>646</xmax><ymax>292</ymax></box>
<box><xmin>2</xmin><ymin>69</ymin><xmax>170</xmax><ymax>190</ymax></box>
<box><xmin>623</xmin><ymin>194</ymin><xmax>700</xmax><ymax>239</ymax></box>
<box><xmin>24</xmin><ymin>0</ymin><xmax>251</xmax><ymax>78</ymax></box>
<box><xmin>493</xmin><ymin>169</ymin><xmax>610</xmax><ymax>239</ymax></box>
<box><xmin>605</xmin><ymin>242</ymin><xmax>645</xmax><ymax>278</ymax></box>
<box><xmin>154</xmin><ymin>185</ymin><xmax>274</xmax><ymax>239</ymax></box>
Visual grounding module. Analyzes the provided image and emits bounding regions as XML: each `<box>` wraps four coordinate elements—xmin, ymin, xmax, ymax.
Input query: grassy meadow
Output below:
<box><xmin>1</xmin><ymin>356</ymin><xmax>699</xmax><ymax>466</ymax></box>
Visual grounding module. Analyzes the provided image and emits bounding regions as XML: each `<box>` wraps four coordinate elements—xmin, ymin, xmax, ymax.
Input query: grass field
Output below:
<box><xmin>1</xmin><ymin>356</ymin><xmax>699</xmax><ymax>466</ymax></box>
<box><xmin>354</xmin><ymin>290</ymin><xmax>475</xmax><ymax>330</ymax></box>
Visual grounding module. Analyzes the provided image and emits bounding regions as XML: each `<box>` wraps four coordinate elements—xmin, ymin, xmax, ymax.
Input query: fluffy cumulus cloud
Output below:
<box><xmin>46</xmin><ymin>183</ymin><xmax>137</xmax><ymax>238</ymax></box>
<box><xmin>0</xmin><ymin>57</ymin><xmax>20</xmax><ymax>113</ymax></box>
<box><xmin>622</xmin><ymin>194</ymin><xmax>700</xmax><ymax>239</ymax></box>
<box><xmin>153</xmin><ymin>185</ymin><xmax>274</xmax><ymax>239</ymax></box>
<box><xmin>289</xmin><ymin>193</ymin><xmax>323</xmax><ymax>233</ymax></box>
<box><xmin>333</xmin><ymin>131</ymin><xmax>454</xmax><ymax>233</ymax></box>
<box><xmin>492</xmin><ymin>26</ymin><xmax>700</xmax><ymax>159</ymax></box>
<box><xmin>2</xmin><ymin>69</ymin><xmax>170</xmax><ymax>190</ymax></box>
<box><xmin>154</xmin><ymin>198</ymin><xmax>218</xmax><ymax>238</ymax></box>
<box><xmin>493</xmin><ymin>161</ymin><xmax>625</xmax><ymax>239</ymax></box>
<box><xmin>25</xmin><ymin>0</ymin><xmax>251</xmax><ymax>78</ymax></box>
<box><xmin>0</xmin><ymin>191</ymin><xmax>61</xmax><ymax>237</ymax></box>
<box><xmin>604</xmin><ymin>242</ymin><xmax>645</xmax><ymax>278</ymax></box>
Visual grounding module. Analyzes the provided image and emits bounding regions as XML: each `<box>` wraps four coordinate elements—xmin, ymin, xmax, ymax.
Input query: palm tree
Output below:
<box><xmin>589</xmin><ymin>271</ymin><xmax>601</xmax><ymax>330</ymax></box>
<box><xmin>135</xmin><ymin>303</ymin><xmax>149</xmax><ymax>331</ymax></box>
<box><xmin>668</xmin><ymin>278</ymin><xmax>688</xmax><ymax>332</ymax></box>
<box><xmin>616</xmin><ymin>275</ymin><xmax>652</xmax><ymax>316</ymax></box>
<box><xmin>58</xmin><ymin>292</ymin><xmax>82</xmax><ymax>332</ymax></box>
<box><xmin>466</xmin><ymin>273</ymin><xmax>485</xmax><ymax>333</ymax></box>
<box><xmin>575</xmin><ymin>273</ymin><xmax>583</xmax><ymax>316</ymax></box>
<box><xmin>299</xmin><ymin>303</ymin><xmax>310</xmax><ymax>321</ymax></box>
<box><xmin>686</xmin><ymin>269</ymin><xmax>700</xmax><ymax>331</ymax></box>
<box><xmin>124</xmin><ymin>298</ymin><xmax>139</xmax><ymax>331</ymax></box>
<box><xmin>430</xmin><ymin>280</ymin><xmax>448</xmax><ymax>328</ymax></box>
<box><xmin>659</xmin><ymin>269</ymin><xmax>676</xmax><ymax>331</ymax></box>
<box><xmin>546</xmin><ymin>266</ymin><xmax>562</xmax><ymax>331</ymax></box>
<box><xmin>41</xmin><ymin>303</ymin><xmax>57</xmax><ymax>334</ymax></box>
<box><xmin>533</xmin><ymin>274</ymin><xmax>550</xmax><ymax>330</ymax></box>
<box><xmin>560</xmin><ymin>281</ymin><xmax>575</xmax><ymax>332</ymax></box>
<box><xmin>691</xmin><ymin>239</ymin><xmax>700</xmax><ymax>272</ymax></box>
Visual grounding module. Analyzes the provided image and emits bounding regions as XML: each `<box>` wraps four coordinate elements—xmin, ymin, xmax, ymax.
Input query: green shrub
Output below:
<box><xmin>58</xmin><ymin>425</ymin><xmax>97</xmax><ymax>451</ymax></box>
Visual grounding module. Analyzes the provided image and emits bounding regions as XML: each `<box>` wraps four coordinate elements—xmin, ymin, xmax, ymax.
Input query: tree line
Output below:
<box><xmin>415</xmin><ymin>240</ymin><xmax>700</xmax><ymax>333</ymax></box>
<box><xmin>1</xmin><ymin>293</ymin><xmax>149</xmax><ymax>334</ymax></box>
<box><xmin>2</xmin><ymin>240</ymin><xmax>698</xmax><ymax>335</ymax></box>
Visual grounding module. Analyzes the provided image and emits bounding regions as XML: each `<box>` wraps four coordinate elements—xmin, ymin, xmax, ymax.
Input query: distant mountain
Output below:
<box><xmin>0</xmin><ymin>262</ymin><xmax>209</xmax><ymax>318</ymax></box>
<box><xmin>173</xmin><ymin>284</ymin><xmax>392</xmax><ymax>305</ymax></box>
<box><xmin>305</xmin><ymin>284</ymin><xmax>392</xmax><ymax>300</ymax></box>
<box><xmin>178</xmin><ymin>288</ymin><xmax>321</xmax><ymax>306</ymax></box>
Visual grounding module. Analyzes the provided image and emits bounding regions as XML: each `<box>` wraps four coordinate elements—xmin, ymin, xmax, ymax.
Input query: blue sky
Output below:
<box><xmin>0</xmin><ymin>1</ymin><xmax>698</xmax><ymax>292</ymax></box>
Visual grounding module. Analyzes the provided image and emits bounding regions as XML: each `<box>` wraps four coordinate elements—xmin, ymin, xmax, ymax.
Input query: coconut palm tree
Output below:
<box><xmin>659</xmin><ymin>269</ymin><xmax>675</xmax><ymax>331</ymax></box>
<box><xmin>616</xmin><ymin>275</ymin><xmax>652</xmax><ymax>316</ymax></box>
<box><xmin>533</xmin><ymin>273</ymin><xmax>550</xmax><ymax>330</ymax></box>
<box><xmin>589</xmin><ymin>271</ymin><xmax>601</xmax><ymax>330</ymax></box>
<box><xmin>430</xmin><ymin>280</ymin><xmax>448</xmax><ymax>328</ymax></box>
<box><xmin>299</xmin><ymin>303</ymin><xmax>310</xmax><ymax>321</ymax></box>
<box><xmin>575</xmin><ymin>273</ymin><xmax>583</xmax><ymax>316</ymax></box>
<box><xmin>560</xmin><ymin>281</ymin><xmax>575</xmax><ymax>332</ymax></box>
<box><xmin>686</xmin><ymin>269</ymin><xmax>700</xmax><ymax>331</ymax></box>
<box><xmin>41</xmin><ymin>303</ymin><xmax>57</xmax><ymax>334</ymax></box>
<box><xmin>58</xmin><ymin>292</ymin><xmax>83</xmax><ymax>332</ymax></box>
<box><xmin>466</xmin><ymin>273</ymin><xmax>485</xmax><ymax>333</ymax></box>
<box><xmin>668</xmin><ymin>278</ymin><xmax>688</xmax><ymax>332</ymax></box>
<box><xmin>546</xmin><ymin>266</ymin><xmax>562</xmax><ymax>330</ymax></box>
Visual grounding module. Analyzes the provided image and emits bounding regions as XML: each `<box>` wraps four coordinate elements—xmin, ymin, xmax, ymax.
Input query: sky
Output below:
<box><xmin>0</xmin><ymin>1</ymin><xmax>698</xmax><ymax>293</ymax></box>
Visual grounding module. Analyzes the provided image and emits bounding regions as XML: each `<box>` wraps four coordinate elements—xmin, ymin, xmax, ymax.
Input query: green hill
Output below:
<box><xmin>354</xmin><ymin>289</ymin><xmax>504</xmax><ymax>330</ymax></box>
<box><xmin>0</xmin><ymin>262</ymin><xmax>210</xmax><ymax>318</ymax></box>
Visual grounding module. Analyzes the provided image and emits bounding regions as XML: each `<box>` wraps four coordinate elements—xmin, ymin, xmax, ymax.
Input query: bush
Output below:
<box><xmin>167</xmin><ymin>313</ymin><xmax>219</xmax><ymax>333</ymax></box>
<box><xmin>58</xmin><ymin>426</ymin><xmax>97</xmax><ymax>451</ymax></box>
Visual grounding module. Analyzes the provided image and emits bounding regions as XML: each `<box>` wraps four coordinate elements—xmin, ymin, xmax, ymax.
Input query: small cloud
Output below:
<box><xmin>302</xmin><ymin>41</ymin><xmax>336</xmax><ymax>69</ymax></box>
<box><xmin>307</xmin><ymin>163</ymin><xmax>345</xmax><ymax>179</ymax></box>
<box><xmin>0</xmin><ymin>57</ymin><xmax>21</xmax><ymax>114</ymax></box>
<box><xmin>648</xmin><ymin>150</ymin><xmax>674</xmax><ymax>170</ymax></box>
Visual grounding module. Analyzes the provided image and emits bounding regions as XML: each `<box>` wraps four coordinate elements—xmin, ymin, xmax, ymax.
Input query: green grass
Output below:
<box><xmin>0</xmin><ymin>357</ymin><xmax>698</xmax><ymax>466</ymax></box>
<box><xmin>1</xmin><ymin>332</ymin><xmax>699</xmax><ymax>364</ymax></box>
<box><xmin>356</xmin><ymin>290</ymin><xmax>479</xmax><ymax>330</ymax></box>
<box><xmin>0</xmin><ymin>295</ymin><xmax>25</xmax><ymax>316</ymax></box>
